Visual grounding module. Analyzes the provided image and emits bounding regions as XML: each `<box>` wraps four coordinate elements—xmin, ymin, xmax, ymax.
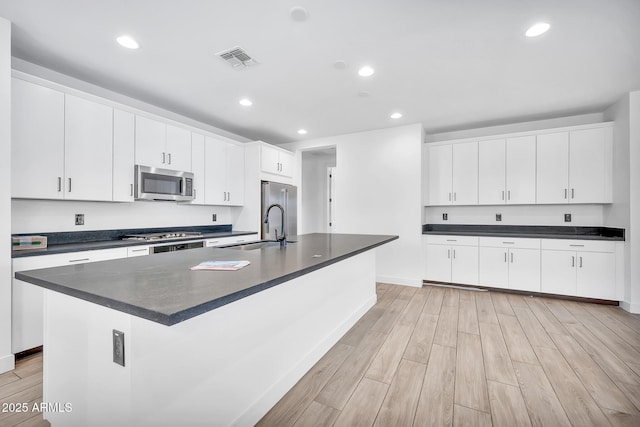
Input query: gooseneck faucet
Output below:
<box><xmin>264</xmin><ymin>203</ymin><xmax>287</xmax><ymax>247</ymax></box>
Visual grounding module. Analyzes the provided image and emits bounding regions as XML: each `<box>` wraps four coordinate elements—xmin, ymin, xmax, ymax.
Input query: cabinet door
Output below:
<box><xmin>577</xmin><ymin>252</ymin><xmax>616</xmax><ymax>300</ymax></box>
<box><xmin>166</xmin><ymin>124</ymin><xmax>192</xmax><ymax>171</ymax></box>
<box><xmin>204</xmin><ymin>136</ymin><xmax>227</xmax><ymax>205</ymax></box>
<box><xmin>541</xmin><ymin>250</ymin><xmax>576</xmax><ymax>296</ymax></box>
<box><xmin>479</xmin><ymin>246</ymin><xmax>509</xmax><ymax>288</ymax></box>
<box><xmin>278</xmin><ymin>150</ymin><xmax>295</xmax><ymax>177</ymax></box>
<box><xmin>508</xmin><ymin>248</ymin><xmax>540</xmax><ymax>292</ymax></box>
<box><xmin>536</xmin><ymin>132</ymin><xmax>569</xmax><ymax>204</ymax></box>
<box><xmin>570</xmin><ymin>127</ymin><xmax>612</xmax><ymax>203</ymax></box>
<box><xmin>190</xmin><ymin>133</ymin><xmax>206</xmax><ymax>205</ymax></box>
<box><xmin>64</xmin><ymin>94</ymin><xmax>113</xmax><ymax>201</ymax></box>
<box><xmin>505</xmin><ymin>136</ymin><xmax>536</xmax><ymax>204</ymax></box>
<box><xmin>478</xmin><ymin>139</ymin><xmax>506</xmax><ymax>205</ymax></box>
<box><xmin>425</xmin><ymin>244</ymin><xmax>452</xmax><ymax>282</ymax></box>
<box><xmin>427</xmin><ymin>144</ymin><xmax>453</xmax><ymax>205</ymax></box>
<box><xmin>226</xmin><ymin>143</ymin><xmax>245</xmax><ymax>206</ymax></box>
<box><xmin>11</xmin><ymin>78</ymin><xmax>65</xmax><ymax>199</ymax></box>
<box><xmin>113</xmin><ymin>109</ymin><xmax>135</xmax><ymax>202</ymax></box>
<box><xmin>135</xmin><ymin>115</ymin><xmax>166</xmax><ymax>168</ymax></box>
<box><xmin>261</xmin><ymin>145</ymin><xmax>280</xmax><ymax>175</ymax></box>
<box><xmin>452</xmin><ymin>142</ymin><xmax>478</xmax><ymax>205</ymax></box>
<box><xmin>451</xmin><ymin>245</ymin><xmax>478</xmax><ymax>285</ymax></box>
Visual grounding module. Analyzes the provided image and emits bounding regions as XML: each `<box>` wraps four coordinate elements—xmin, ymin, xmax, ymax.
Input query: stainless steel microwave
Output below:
<box><xmin>135</xmin><ymin>165</ymin><xmax>194</xmax><ymax>201</ymax></box>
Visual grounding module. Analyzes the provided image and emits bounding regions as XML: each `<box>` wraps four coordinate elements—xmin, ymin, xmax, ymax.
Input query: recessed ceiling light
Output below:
<box><xmin>239</xmin><ymin>98</ymin><xmax>253</xmax><ymax>107</ymax></box>
<box><xmin>290</xmin><ymin>6</ymin><xmax>309</xmax><ymax>22</ymax></box>
<box><xmin>297</xmin><ymin>129</ymin><xmax>308</xmax><ymax>135</ymax></box>
<box><xmin>390</xmin><ymin>112</ymin><xmax>403</xmax><ymax>119</ymax></box>
<box><xmin>358</xmin><ymin>66</ymin><xmax>375</xmax><ymax>77</ymax></box>
<box><xmin>525</xmin><ymin>22</ymin><xmax>550</xmax><ymax>37</ymax></box>
<box><xmin>116</xmin><ymin>35</ymin><xmax>139</xmax><ymax>49</ymax></box>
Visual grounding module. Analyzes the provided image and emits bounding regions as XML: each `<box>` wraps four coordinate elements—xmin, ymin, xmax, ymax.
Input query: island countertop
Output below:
<box><xmin>15</xmin><ymin>233</ymin><xmax>398</xmax><ymax>326</ymax></box>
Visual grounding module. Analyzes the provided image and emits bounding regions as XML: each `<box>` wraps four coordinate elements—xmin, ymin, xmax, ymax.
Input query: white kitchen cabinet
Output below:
<box><xmin>541</xmin><ymin>239</ymin><xmax>616</xmax><ymax>299</ymax></box>
<box><xmin>113</xmin><ymin>109</ymin><xmax>135</xmax><ymax>202</ymax></box>
<box><xmin>12</xmin><ymin>247</ymin><xmax>129</xmax><ymax>353</ymax></box>
<box><xmin>11</xmin><ymin>78</ymin><xmax>65</xmax><ymax>200</ymax></box>
<box><xmin>190</xmin><ymin>133</ymin><xmax>206</xmax><ymax>205</ymax></box>
<box><xmin>537</xmin><ymin>126</ymin><xmax>613</xmax><ymax>204</ymax></box>
<box><xmin>478</xmin><ymin>139</ymin><xmax>506</xmax><ymax>205</ymax></box>
<box><xmin>261</xmin><ymin>144</ymin><xmax>294</xmax><ymax>178</ymax></box>
<box><xmin>135</xmin><ymin>116</ymin><xmax>192</xmax><ymax>171</ymax></box>
<box><xmin>479</xmin><ymin>238</ymin><xmax>541</xmax><ymax>292</ymax></box>
<box><xmin>505</xmin><ymin>136</ymin><xmax>536</xmax><ymax>204</ymax></box>
<box><xmin>64</xmin><ymin>94</ymin><xmax>114</xmax><ymax>201</ymax></box>
<box><xmin>425</xmin><ymin>235</ymin><xmax>479</xmax><ymax>285</ymax></box>
<box><xmin>205</xmin><ymin>136</ymin><xmax>245</xmax><ymax>206</ymax></box>
<box><xmin>427</xmin><ymin>142</ymin><xmax>478</xmax><ymax>205</ymax></box>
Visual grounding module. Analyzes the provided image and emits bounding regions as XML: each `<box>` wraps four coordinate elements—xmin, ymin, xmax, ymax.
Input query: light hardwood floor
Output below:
<box><xmin>259</xmin><ymin>284</ymin><xmax>640</xmax><ymax>427</ymax></box>
<box><xmin>0</xmin><ymin>353</ymin><xmax>49</xmax><ymax>426</ymax></box>
<box><xmin>3</xmin><ymin>284</ymin><xmax>640</xmax><ymax>426</ymax></box>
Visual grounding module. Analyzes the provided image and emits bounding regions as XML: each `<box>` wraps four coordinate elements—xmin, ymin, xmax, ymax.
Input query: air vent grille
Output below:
<box><xmin>216</xmin><ymin>46</ymin><xmax>259</xmax><ymax>69</ymax></box>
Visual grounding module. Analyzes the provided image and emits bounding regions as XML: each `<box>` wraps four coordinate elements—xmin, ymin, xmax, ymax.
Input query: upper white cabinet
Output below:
<box><xmin>261</xmin><ymin>144</ymin><xmax>294</xmax><ymax>178</ymax></box>
<box><xmin>537</xmin><ymin>126</ymin><xmax>613</xmax><ymax>204</ymax></box>
<box><xmin>190</xmin><ymin>133</ymin><xmax>206</xmax><ymax>205</ymax></box>
<box><xmin>12</xmin><ymin>78</ymin><xmax>65</xmax><ymax>200</ymax></box>
<box><xmin>135</xmin><ymin>116</ymin><xmax>192</xmax><ymax>171</ymax></box>
<box><xmin>64</xmin><ymin>94</ymin><xmax>114</xmax><ymax>201</ymax></box>
<box><xmin>505</xmin><ymin>136</ymin><xmax>536</xmax><ymax>204</ymax></box>
<box><xmin>205</xmin><ymin>136</ymin><xmax>245</xmax><ymax>206</ymax></box>
<box><xmin>478</xmin><ymin>139</ymin><xmax>505</xmax><ymax>204</ymax></box>
<box><xmin>427</xmin><ymin>141</ymin><xmax>478</xmax><ymax>205</ymax></box>
<box><xmin>112</xmin><ymin>109</ymin><xmax>135</xmax><ymax>202</ymax></box>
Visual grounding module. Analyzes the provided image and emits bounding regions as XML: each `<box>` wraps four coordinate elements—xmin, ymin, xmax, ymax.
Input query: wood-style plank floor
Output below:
<box><xmin>259</xmin><ymin>284</ymin><xmax>640</xmax><ymax>427</ymax></box>
<box><xmin>3</xmin><ymin>284</ymin><xmax>640</xmax><ymax>426</ymax></box>
<box><xmin>0</xmin><ymin>353</ymin><xmax>49</xmax><ymax>427</ymax></box>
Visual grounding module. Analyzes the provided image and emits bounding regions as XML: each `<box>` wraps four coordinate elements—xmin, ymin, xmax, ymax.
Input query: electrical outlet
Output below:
<box><xmin>212</xmin><ymin>213</ymin><xmax>217</xmax><ymax>222</ymax></box>
<box><xmin>75</xmin><ymin>214</ymin><xmax>84</xmax><ymax>226</ymax></box>
<box><xmin>564</xmin><ymin>213</ymin><xmax>572</xmax><ymax>222</ymax></box>
<box><xmin>496</xmin><ymin>213</ymin><xmax>502</xmax><ymax>221</ymax></box>
<box><xmin>113</xmin><ymin>330</ymin><xmax>125</xmax><ymax>367</ymax></box>
<box><xmin>442</xmin><ymin>213</ymin><xmax>448</xmax><ymax>221</ymax></box>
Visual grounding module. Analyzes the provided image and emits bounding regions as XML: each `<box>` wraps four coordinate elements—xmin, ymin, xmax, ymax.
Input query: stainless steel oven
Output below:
<box><xmin>150</xmin><ymin>241</ymin><xmax>204</xmax><ymax>254</ymax></box>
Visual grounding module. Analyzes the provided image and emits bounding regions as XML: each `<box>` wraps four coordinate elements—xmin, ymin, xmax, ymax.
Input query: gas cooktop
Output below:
<box><xmin>122</xmin><ymin>232</ymin><xmax>203</xmax><ymax>242</ymax></box>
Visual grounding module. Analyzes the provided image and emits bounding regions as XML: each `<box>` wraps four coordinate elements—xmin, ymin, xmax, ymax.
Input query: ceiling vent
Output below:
<box><xmin>216</xmin><ymin>46</ymin><xmax>259</xmax><ymax>69</ymax></box>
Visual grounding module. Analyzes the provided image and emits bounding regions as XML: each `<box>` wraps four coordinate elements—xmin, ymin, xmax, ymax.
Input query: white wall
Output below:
<box><xmin>11</xmin><ymin>200</ymin><xmax>237</xmax><ymax>233</ymax></box>
<box><xmin>630</xmin><ymin>91</ymin><xmax>640</xmax><ymax>313</ymax></box>
<box><xmin>283</xmin><ymin>124</ymin><xmax>424</xmax><ymax>286</ymax></box>
<box><xmin>0</xmin><ymin>16</ymin><xmax>14</xmax><ymax>373</ymax></box>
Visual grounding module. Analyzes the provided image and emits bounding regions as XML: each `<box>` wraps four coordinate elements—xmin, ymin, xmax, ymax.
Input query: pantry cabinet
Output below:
<box><xmin>478</xmin><ymin>238</ymin><xmax>540</xmax><ymax>292</ymax></box>
<box><xmin>135</xmin><ymin>116</ymin><xmax>192</xmax><ymax>171</ymax></box>
<box><xmin>537</xmin><ymin>126</ymin><xmax>613</xmax><ymax>204</ymax></box>
<box><xmin>427</xmin><ymin>142</ymin><xmax>478</xmax><ymax>205</ymax></box>
<box><xmin>424</xmin><ymin>235</ymin><xmax>478</xmax><ymax>285</ymax></box>
<box><xmin>205</xmin><ymin>136</ymin><xmax>245</xmax><ymax>206</ymax></box>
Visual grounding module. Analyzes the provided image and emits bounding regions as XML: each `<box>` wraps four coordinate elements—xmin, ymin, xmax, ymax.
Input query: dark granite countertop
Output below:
<box><xmin>15</xmin><ymin>233</ymin><xmax>398</xmax><ymax>326</ymax></box>
<box><xmin>422</xmin><ymin>224</ymin><xmax>625</xmax><ymax>241</ymax></box>
<box><xmin>12</xmin><ymin>225</ymin><xmax>258</xmax><ymax>258</ymax></box>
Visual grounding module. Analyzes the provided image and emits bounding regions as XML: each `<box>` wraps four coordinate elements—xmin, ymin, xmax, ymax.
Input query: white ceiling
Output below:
<box><xmin>1</xmin><ymin>0</ymin><xmax>639</xmax><ymax>144</ymax></box>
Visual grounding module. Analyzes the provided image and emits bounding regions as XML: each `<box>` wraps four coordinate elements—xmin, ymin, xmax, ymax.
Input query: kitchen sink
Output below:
<box><xmin>224</xmin><ymin>240</ymin><xmax>296</xmax><ymax>250</ymax></box>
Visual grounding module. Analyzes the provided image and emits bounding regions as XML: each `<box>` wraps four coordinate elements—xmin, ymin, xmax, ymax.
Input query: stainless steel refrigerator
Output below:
<box><xmin>261</xmin><ymin>181</ymin><xmax>297</xmax><ymax>240</ymax></box>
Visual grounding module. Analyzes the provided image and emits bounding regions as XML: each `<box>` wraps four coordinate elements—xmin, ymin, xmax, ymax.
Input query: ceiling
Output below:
<box><xmin>1</xmin><ymin>0</ymin><xmax>639</xmax><ymax>145</ymax></box>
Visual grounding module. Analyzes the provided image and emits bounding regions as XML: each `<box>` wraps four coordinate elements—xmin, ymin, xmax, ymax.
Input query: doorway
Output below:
<box><xmin>301</xmin><ymin>147</ymin><xmax>337</xmax><ymax>234</ymax></box>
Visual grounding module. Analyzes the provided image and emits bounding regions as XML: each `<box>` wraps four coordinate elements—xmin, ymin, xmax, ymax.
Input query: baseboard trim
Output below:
<box><xmin>377</xmin><ymin>275</ymin><xmax>422</xmax><ymax>287</ymax></box>
<box><xmin>620</xmin><ymin>301</ymin><xmax>640</xmax><ymax>314</ymax></box>
<box><xmin>0</xmin><ymin>353</ymin><xmax>15</xmax><ymax>374</ymax></box>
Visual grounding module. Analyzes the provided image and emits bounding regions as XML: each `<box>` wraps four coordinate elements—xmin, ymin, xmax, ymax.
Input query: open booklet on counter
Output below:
<box><xmin>190</xmin><ymin>260</ymin><xmax>251</xmax><ymax>271</ymax></box>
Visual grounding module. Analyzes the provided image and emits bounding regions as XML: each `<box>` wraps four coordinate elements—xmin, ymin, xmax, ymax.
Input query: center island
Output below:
<box><xmin>15</xmin><ymin>233</ymin><xmax>397</xmax><ymax>426</ymax></box>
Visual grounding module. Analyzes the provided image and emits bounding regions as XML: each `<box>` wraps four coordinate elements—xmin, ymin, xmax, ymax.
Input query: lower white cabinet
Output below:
<box><xmin>12</xmin><ymin>247</ymin><xmax>129</xmax><ymax>354</ymax></box>
<box><xmin>541</xmin><ymin>240</ymin><xmax>616</xmax><ymax>299</ymax></box>
<box><xmin>479</xmin><ymin>238</ymin><xmax>541</xmax><ymax>292</ymax></box>
<box><xmin>425</xmin><ymin>235</ymin><xmax>478</xmax><ymax>285</ymax></box>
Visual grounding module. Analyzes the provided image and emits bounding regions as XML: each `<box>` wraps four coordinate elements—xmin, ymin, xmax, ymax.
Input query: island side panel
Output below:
<box><xmin>42</xmin><ymin>250</ymin><xmax>376</xmax><ymax>427</ymax></box>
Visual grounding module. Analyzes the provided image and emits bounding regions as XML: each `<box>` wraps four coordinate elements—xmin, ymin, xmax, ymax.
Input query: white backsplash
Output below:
<box><xmin>424</xmin><ymin>204</ymin><xmax>605</xmax><ymax>226</ymax></box>
<box><xmin>11</xmin><ymin>199</ymin><xmax>235</xmax><ymax>234</ymax></box>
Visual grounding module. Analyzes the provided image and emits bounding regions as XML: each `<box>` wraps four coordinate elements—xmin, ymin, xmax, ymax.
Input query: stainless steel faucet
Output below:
<box><xmin>264</xmin><ymin>203</ymin><xmax>287</xmax><ymax>247</ymax></box>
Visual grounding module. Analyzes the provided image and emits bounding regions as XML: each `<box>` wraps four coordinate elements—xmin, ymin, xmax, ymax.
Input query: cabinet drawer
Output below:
<box><xmin>424</xmin><ymin>235</ymin><xmax>478</xmax><ymax>246</ymax></box>
<box><xmin>541</xmin><ymin>239</ymin><xmax>615</xmax><ymax>253</ymax></box>
<box><xmin>479</xmin><ymin>237</ymin><xmax>540</xmax><ymax>249</ymax></box>
<box><xmin>127</xmin><ymin>246</ymin><xmax>150</xmax><ymax>257</ymax></box>
<box><xmin>206</xmin><ymin>234</ymin><xmax>259</xmax><ymax>248</ymax></box>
